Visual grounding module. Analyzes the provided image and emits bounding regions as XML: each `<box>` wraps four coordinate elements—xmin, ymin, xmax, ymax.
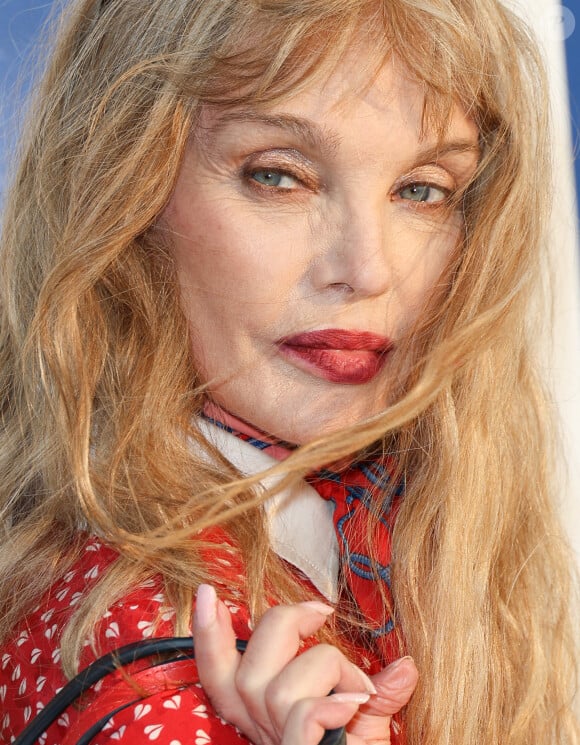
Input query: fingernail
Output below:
<box><xmin>388</xmin><ymin>655</ymin><xmax>414</xmax><ymax>669</ymax></box>
<box><xmin>350</xmin><ymin>663</ymin><xmax>377</xmax><ymax>695</ymax></box>
<box><xmin>386</xmin><ymin>656</ymin><xmax>416</xmax><ymax>687</ymax></box>
<box><xmin>331</xmin><ymin>692</ymin><xmax>371</xmax><ymax>704</ymax></box>
<box><xmin>195</xmin><ymin>583</ymin><xmax>217</xmax><ymax>628</ymax></box>
<box><xmin>301</xmin><ymin>600</ymin><xmax>335</xmax><ymax>616</ymax></box>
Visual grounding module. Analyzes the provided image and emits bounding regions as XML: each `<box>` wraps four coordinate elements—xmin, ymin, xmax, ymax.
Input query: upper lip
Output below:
<box><xmin>280</xmin><ymin>329</ymin><xmax>393</xmax><ymax>352</ymax></box>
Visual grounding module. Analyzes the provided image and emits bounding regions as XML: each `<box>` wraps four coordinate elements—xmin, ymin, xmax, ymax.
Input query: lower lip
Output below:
<box><xmin>279</xmin><ymin>344</ymin><xmax>387</xmax><ymax>384</ymax></box>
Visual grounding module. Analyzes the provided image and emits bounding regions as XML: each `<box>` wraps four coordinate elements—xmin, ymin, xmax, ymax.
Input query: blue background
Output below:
<box><xmin>565</xmin><ymin>0</ymin><xmax>580</xmax><ymax>200</ymax></box>
<box><xmin>0</xmin><ymin>0</ymin><xmax>579</xmax><ymax>201</ymax></box>
<box><xmin>0</xmin><ymin>0</ymin><xmax>53</xmax><ymax>194</ymax></box>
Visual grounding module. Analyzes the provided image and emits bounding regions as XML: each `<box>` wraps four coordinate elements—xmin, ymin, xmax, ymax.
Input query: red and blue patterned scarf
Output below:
<box><xmin>203</xmin><ymin>405</ymin><xmax>404</xmax><ymax>667</ymax></box>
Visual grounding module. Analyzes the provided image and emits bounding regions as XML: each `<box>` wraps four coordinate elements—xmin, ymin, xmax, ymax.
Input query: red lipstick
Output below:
<box><xmin>279</xmin><ymin>329</ymin><xmax>392</xmax><ymax>385</ymax></box>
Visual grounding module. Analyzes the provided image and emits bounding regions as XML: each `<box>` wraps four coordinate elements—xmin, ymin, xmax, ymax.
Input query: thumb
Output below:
<box><xmin>347</xmin><ymin>657</ymin><xmax>418</xmax><ymax>744</ymax></box>
<box><xmin>365</xmin><ymin>656</ymin><xmax>418</xmax><ymax>717</ymax></box>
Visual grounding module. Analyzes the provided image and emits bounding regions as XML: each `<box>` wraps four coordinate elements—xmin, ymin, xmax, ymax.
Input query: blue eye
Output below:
<box><xmin>399</xmin><ymin>183</ymin><xmax>448</xmax><ymax>203</ymax></box>
<box><xmin>250</xmin><ymin>170</ymin><xmax>298</xmax><ymax>189</ymax></box>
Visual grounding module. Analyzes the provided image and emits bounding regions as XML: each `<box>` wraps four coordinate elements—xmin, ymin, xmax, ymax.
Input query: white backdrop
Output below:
<box><xmin>506</xmin><ymin>0</ymin><xmax>580</xmax><ymax>559</ymax></box>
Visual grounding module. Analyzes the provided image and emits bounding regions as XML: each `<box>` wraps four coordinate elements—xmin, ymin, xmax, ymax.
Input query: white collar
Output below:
<box><xmin>196</xmin><ymin>419</ymin><xmax>339</xmax><ymax>602</ymax></box>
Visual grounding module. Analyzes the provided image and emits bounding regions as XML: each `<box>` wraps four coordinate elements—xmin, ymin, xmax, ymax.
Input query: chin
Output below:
<box><xmin>267</xmin><ymin>407</ymin><xmax>381</xmax><ymax>447</ymax></box>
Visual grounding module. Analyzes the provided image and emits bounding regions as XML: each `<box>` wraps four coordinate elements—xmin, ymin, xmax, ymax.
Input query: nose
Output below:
<box><xmin>314</xmin><ymin>200</ymin><xmax>392</xmax><ymax>299</ymax></box>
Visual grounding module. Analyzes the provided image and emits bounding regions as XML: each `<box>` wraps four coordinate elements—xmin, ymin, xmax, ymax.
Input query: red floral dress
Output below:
<box><xmin>0</xmin><ymin>535</ymin><xmax>253</xmax><ymax>745</ymax></box>
<box><xmin>1</xmin><ymin>533</ymin><xmax>401</xmax><ymax>745</ymax></box>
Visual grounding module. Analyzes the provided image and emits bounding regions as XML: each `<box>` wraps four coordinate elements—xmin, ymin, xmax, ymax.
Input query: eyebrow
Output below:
<box><xmin>207</xmin><ymin>111</ymin><xmax>342</xmax><ymax>156</ymax></box>
<box><xmin>413</xmin><ymin>140</ymin><xmax>481</xmax><ymax>163</ymax></box>
<box><xmin>208</xmin><ymin>110</ymin><xmax>480</xmax><ymax>164</ymax></box>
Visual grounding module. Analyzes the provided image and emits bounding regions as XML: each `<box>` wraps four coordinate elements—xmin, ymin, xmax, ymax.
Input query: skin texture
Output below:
<box><xmin>193</xmin><ymin>585</ymin><xmax>419</xmax><ymax>745</ymax></box>
<box><xmin>160</xmin><ymin>53</ymin><xmax>479</xmax><ymax>445</ymax></box>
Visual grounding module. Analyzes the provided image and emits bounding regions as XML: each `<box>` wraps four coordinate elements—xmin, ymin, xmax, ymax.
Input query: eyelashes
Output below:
<box><xmin>396</xmin><ymin>183</ymin><xmax>450</xmax><ymax>205</ymax></box>
<box><xmin>239</xmin><ymin>149</ymin><xmax>462</xmax><ymax>211</ymax></box>
<box><xmin>241</xmin><ymin>149</ymin><xmax>320</xmax><ymax>194</ymax></box>
<box><xmin>246</xmin><ymin>168</ymin><xmax>306</xmax><ymax>191</ymax></box>
<box><xmin>243</xmin><ymin>170</ymin><xmax>456</xmax><ymax>211</ymax></box>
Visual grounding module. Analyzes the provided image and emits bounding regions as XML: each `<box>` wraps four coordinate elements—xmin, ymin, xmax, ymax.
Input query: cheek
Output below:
<box><xmin>166</xmin><ymin>196</ymin><xmax>307</xmax><ymax>302</ymax></box>
<box><xmin>394</xmin><ymin>225</ymin><xmax>458</xmax><ymax>325</ymax></box>
<box><xmin>167</xmin><ymin>209</ymin><xmax>238</xmax><ymax>289</ymax></box>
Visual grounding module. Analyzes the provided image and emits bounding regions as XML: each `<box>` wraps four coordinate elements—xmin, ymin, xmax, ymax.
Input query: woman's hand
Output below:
<box><xmin>192</xmin><ymin>584</ymin><xmax>418</xmax><ymax>745</ymax></box>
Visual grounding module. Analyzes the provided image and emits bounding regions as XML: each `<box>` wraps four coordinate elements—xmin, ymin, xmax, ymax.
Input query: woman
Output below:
<box><xmin>0</xmin><ymin>0</ymin><xmax>578</xmax><ymax>743</ymax></box>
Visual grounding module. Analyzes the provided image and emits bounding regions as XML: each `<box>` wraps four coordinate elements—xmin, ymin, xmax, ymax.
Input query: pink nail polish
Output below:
<box><xmin>350</xmin><ymin>663</ymin><xmax>377</xmax><ymax>695</ymax></box>
<box><xmin>331</xmin><ymin>692</ymin><xmax>370</xmax><ymax>704</ymax></box>
<box><xmin>386</xmin><ymin>656</ymin><xmax>416</xmax><ymax>687</ymax></box>
<box><xmin>388</xmin><ymin>655</ymin><xmax>414</xmax><ymax>670</ymax></box>
<box><xmin>195</xmin><ymin>583</ymin><xmax>217</xmax><ymax>628</ymax></box>
<box><xmin>301</xmin><ymin>600</ymin><xmax>335</xmax><ymax>616</ymax></box>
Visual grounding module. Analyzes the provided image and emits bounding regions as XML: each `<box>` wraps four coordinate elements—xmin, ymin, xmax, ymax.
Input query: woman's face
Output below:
<box><xmin>161</xmin><ymin>52</ymin><xmax>479</xmax><ymax>444</ymax></box>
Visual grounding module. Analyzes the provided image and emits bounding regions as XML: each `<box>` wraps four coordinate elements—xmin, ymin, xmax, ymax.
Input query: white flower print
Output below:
<box><xmin>195</xmin><ymin>729</ymin><xmax>211</xmax><ymax>745</ymax></box>
<box><xmin>144</xmin><ymin>723</ymin><xmax>164</xmax><ymax>740</ymax></box>
<box><xmin>106</xmin><ymin>622</ymin><xmax>120</xmax><ymax>639</ymax></box>
<box><xmin>44</xmin><ymin>624</ymin><xmax>57</xmax><ymax>641</ymax></box>
<box><xmin>30</xmin><ymin>648</ymin><xmax>42</xmax><ymax>664</ymax></box>
<box><xmin>84</xmin><ymin>565</ymin><xmax>99</xmax><ymax>580</ymax></box>
<box><xmin>134</xmin><ymin>703</ymin><xmax>152</xmax><ymax>720</ymax></box>
<box><xmin>137</xmin><ymin>620</ymin><xmax>154</xmax><ymax>638</ymax></box>
<box><xmin>55</xmin><ymin>587</ymin><xmax>69</xmax><ymax>603</ymax></box>
<box><xmin>16</xmin><ymin>630</ymin><xmax>30</xmax><ymax>646</ymax></box>
<box><xmin>110</xmin><ymin>725</ymin><xmax>127</xmax><ymax>740</ymax></box>
<box><xmin>162</xmin><ymin>694</ymin><xmax>182</xmax><ymax>710</ymax></box>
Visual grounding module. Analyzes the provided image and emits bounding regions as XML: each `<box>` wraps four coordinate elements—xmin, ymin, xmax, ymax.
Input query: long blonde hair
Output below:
<box><xmin>0</xmin><ymin>1</ymin><xmax>578</xmax><ymax>743</ymax></box>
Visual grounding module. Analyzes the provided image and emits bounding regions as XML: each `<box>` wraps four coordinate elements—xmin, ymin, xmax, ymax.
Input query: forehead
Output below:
<box><xmin>197</xmin><ymin>51</ymin><xmax>479</xmax><ymax>157</ymax></box>
<box><xmin>277</xmin><ymin>54</ymin><xmax>424</xmax><ymax>132</ymax></box>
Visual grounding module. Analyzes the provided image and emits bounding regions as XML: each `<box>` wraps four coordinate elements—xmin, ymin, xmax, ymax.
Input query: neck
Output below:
<box><xmin>202</xmin><ymin>401</ymin><xmax>296</xmax><ymax>461</ymax></box>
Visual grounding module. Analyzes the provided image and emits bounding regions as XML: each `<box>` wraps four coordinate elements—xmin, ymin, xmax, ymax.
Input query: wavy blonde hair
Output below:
<box><xmin>0</xmin><ymin>0</ymin><xmax>578</xmax><ymax>743</ymax></box>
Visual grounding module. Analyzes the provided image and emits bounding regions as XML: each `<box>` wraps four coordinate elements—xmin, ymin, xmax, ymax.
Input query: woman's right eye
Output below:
<box><xmin>248</xmin><ymin>169</ymin><xmax>299</xmax><ymax>189</ymax></box>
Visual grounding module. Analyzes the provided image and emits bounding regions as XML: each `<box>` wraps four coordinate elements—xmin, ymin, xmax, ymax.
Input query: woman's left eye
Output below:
<box><xmin>249</xmin><ymin>169</ymin><xmax>299</xmax><ymax>189</ymax></box>
<box><xmin>398</xmin><ymin>183</ymin><xmax>448</xmax><ymax>203</ymax></box>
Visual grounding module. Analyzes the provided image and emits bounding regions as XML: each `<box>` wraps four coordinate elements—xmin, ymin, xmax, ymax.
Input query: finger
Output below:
<box><xmin>241</xmin><ymin>600</ymin><xmax>335</xmax><ymax>671</ymax></box>
<box><xmin>281</xmin><ymin>693</ymin><xmax>370</xmax><ymax>745</ymax></box>
<box><xmin>192</xmin><ymin>588</ymin><xmax>346</xmax><ymax>742</ymax></box>
<box><xmin>347</xmin><ymin>657</ymin><xmax>418</xmax><ymax>744</ymax></box>
<box><xmin>235</xmin><ymin>601</ymin><xmax>350</xmax><ymax>735</ymax></box>
<box><xmin>262</xmin><ymin>643</ymin><xmax>377</xmax><ymax>732</ymax></box>
<box><xmin>365</xmin><ymin>657</ymin><xmax>418</xmax><ymax>716</ymax></box>
<box><xmin>192</xmin><ymin>584</ymin><xmax>255</xmax><ymax>735</ymax></box>
<box><xmin>236</xmin><ymin>600</ymin><xmax>338</xmax><ymax>696</ymax></box>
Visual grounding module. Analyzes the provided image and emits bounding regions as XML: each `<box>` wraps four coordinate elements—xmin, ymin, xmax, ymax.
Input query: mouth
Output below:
<box><xmin>278</xmin><ymin>329</ymin><xmax>393</xmax><ymax>385</ymax></box>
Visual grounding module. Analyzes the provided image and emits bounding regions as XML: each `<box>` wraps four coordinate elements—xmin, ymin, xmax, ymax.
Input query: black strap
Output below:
<box><xmin>75</xmin><ymin>699</ymin><xmax>141</xmax><ymax>745</ymax></box>
<box><xmin>13</xmin><ymin>636</ymin><xmax>345</xmax><ymax>745</ymax></box>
